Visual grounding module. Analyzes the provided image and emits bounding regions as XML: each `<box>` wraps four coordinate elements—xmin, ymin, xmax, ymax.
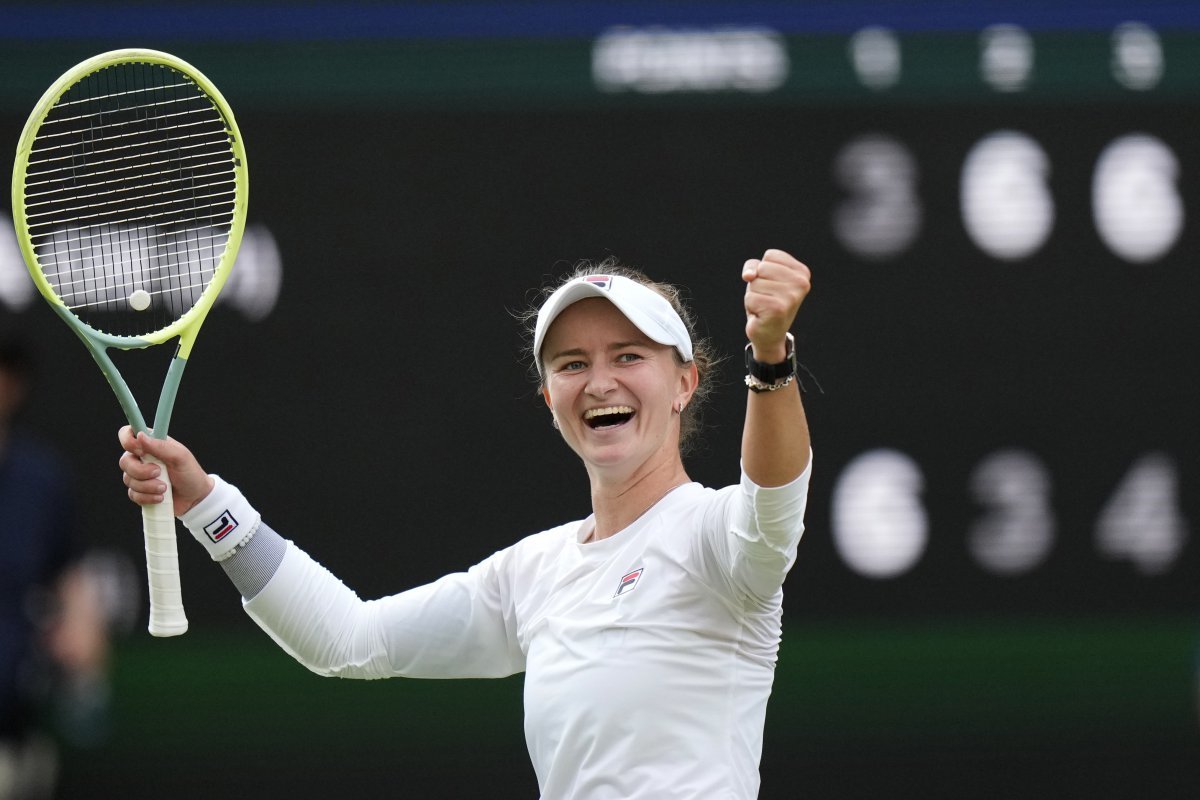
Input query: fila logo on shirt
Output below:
<box><xmin>203</xmin><ymin>510</ymin><xmax>238</xmax><ymax>543</ymax></box>
<box><xmin>614</xmin><ymin>567</ymin><xmax>644</xmax><ymax>598</ymax></box>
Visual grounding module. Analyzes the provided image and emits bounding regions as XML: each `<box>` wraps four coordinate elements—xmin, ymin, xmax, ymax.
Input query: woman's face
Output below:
<box><xmin>541</xmin><ymin>298</ymin><xmax>697</xmax><ymax>480</ymax></box>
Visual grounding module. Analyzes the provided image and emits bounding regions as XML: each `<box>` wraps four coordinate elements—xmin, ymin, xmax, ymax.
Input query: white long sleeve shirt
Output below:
<box><xmin>237</xmin><ymin>461</ymin><xmax>810</xmax><ymax>799</ymax></box>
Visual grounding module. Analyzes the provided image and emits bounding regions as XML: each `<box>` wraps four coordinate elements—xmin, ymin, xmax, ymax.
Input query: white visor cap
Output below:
<box><xmin>534</xmin><ymin>274</ymin><xmax>694</xmax><ymax>376</ymax></box>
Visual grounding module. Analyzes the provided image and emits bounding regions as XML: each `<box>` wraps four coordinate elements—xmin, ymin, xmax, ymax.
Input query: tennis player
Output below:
<box><xmin>119</xmin><ymin>248</ymin><xmax>813</xmax><ymax>799</ymax></box>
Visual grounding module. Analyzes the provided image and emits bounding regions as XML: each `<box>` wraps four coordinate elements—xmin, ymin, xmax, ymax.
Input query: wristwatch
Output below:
<box><xmin>744</xmin><ymin>333</ymin><xmax>797</xmax><ymax>393</ymax></box>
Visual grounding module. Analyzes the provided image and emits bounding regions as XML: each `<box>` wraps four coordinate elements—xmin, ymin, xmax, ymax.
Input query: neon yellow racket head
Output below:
<box><xmin>12</xmin><ymin>49</ymin><xmax>248</xmax><ymax>355</ymax></box>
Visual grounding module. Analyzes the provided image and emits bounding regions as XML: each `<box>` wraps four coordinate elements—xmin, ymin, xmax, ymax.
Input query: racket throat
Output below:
<box><xmin>149</xmin><ymin>355</ymin><xmax>189</xmax><ymax>439</ymax></box>
<box><xmin>81</xmin><ymin>336</ymin><xmax>189</xmax><ymax>438</ymax></box>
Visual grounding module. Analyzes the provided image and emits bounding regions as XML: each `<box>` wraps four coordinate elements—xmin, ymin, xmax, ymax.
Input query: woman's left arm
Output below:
<box><xmin>741</xmin><ymin>249</ymin><xmax>812</xmax><ymax>487</ymax></box>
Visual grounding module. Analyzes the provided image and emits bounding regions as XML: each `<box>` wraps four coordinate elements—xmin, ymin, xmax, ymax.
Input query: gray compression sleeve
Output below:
<box><xmin>218</xmin><ymin>521</ymin><xmax>288</xmax><ymax>600</ymax></box>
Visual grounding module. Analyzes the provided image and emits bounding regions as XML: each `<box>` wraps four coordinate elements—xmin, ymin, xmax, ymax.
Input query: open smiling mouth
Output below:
<box><xmin>584</xmin><ymin>406</ymin><xmax>635</xmax><ymax>430</ymax></box>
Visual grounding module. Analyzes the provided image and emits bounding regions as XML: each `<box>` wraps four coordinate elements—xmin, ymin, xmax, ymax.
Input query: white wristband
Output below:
<box><xmin>178</xmin><ymin>475</ymin><xmax>261</xmax><ymax>562</ymax></box>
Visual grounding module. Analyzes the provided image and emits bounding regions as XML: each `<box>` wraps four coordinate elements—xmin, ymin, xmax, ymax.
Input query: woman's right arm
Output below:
<box><xmin>118</xmin><ymin>429</ymin><xmax>526</xmax><ymax>680</ymax></box>
<box><xmin>242</xmin><ymin>537</ymin><xmax>526</xmax><ymax>680</ymax></box>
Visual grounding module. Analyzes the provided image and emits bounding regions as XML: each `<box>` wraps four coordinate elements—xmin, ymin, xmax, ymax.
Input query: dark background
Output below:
<box><xmin>1</xmin><ymin>2</ymin><xmax>1198</xmax><ymax>798</ymax></box>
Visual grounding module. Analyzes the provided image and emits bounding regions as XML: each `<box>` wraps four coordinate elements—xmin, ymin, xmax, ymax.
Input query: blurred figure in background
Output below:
<box><xmin>0</xmin><ymin>335</ymin><xmax>110</xmax><ymax>800</ymax></box>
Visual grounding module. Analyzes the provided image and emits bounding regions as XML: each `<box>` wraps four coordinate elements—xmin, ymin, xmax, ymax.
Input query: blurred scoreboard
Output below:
<box><xmin>1</xmin><ymin>2</ymin><xmax>1197</xmax><ymax>621</ymax></box>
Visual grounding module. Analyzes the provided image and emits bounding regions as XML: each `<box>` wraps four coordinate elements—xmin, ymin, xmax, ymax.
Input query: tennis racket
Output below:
<box><xmin>11</xmin><ymin>49</ymin><xmax>248</xmax><ymax>637</ymax></box>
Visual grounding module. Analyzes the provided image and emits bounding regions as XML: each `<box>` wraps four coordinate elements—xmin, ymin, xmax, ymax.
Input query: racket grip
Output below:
<box><xmin>142</xmin><ymin>454</ymin><xmax>188</xmax><ymax>637</ymax></box>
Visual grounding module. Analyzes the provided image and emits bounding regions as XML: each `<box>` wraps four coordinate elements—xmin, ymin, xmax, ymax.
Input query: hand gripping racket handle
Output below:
<box><xmin>142</xmin><ymin>455</ymin><xmax>188</xmax><ymax>636</ymax></box>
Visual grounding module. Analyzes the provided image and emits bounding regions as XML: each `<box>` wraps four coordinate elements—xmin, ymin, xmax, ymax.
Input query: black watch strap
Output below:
<box><xmin>744</xmin><ymin>333</ymin><xmax>797</xmax><ymax>383</ymax></box>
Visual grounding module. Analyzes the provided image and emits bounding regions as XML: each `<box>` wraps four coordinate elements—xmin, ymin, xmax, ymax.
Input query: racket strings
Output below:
<box><xmin>23</xmin><ymin>164</ymin><xmax>235</xmax><ymax>211</ymax></box>
<box><xmin>40</xmin><ymin>230</ymin><xmax>230</xmax><ymax>285</ymax></box>
<box><xmin>23</xmin><ymin>61</ymin><xmax>240</xmax><ymax>338</ymax></box>
<box><xmin>23</xmin><ymin>130</ymin><xmax>229</xmax><ymax>172</ymax></box>
<box><xmin>41</xmin><ymin>238</ymin><xmax>230</xmax><ymax>302</ymax></box>
<box><xmin>69</xmin><ymin>276</ymin><xmax>219</xmax><ymax>312</ymax></box>
<box><xmin>35</xmin><ymin>219</ymin><xmax>230</xmax><ymax>265</ymax></box>
<box><xmin>47</xmin><ymin>78</ymin><xmax>195</xmax><ymax>109</ymax></box>
<box><xmin>25</xmin><ymin>186</ymin><xmax>238</xmax><ymax>230</ymax></box>
<box><xmin>32</xmin><ymin>93</ymin><xmax>220</xmax><ymax>137</ymax></box>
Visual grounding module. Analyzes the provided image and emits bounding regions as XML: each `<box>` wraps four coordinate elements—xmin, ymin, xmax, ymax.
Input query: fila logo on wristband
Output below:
<box><xmin>614</xmin><ymin>567</ymin><xmax>644</xmax><ymax>598</ymax></box>
<box><xmin>203</xmin><ymin>510</ymin><xmax>238</xmax><ymax>543</ymax></box>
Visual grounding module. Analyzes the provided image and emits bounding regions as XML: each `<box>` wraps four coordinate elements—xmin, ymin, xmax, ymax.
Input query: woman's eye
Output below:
<box><xmin>563</xmin><ymin>361</ymin><xmax>586</xmax><ymax>371</ymax></box>
<box><xmin>617</xmin><ymin>353</ymin><xmax>642</xmax><ymax>363</ymax></box>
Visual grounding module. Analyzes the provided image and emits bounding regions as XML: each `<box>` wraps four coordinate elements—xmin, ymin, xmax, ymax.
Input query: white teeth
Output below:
<box><xmin>584</xmin><ymin>406</ymin><xmax>634</xmax><ymax>420</ymax></box>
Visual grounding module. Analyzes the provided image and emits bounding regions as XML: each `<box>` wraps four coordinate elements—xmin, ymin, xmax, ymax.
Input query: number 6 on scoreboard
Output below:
<box><xmin>11</xmin><ymin>49</ymin><xmax>249</xmax><ymax>636</ymax></box>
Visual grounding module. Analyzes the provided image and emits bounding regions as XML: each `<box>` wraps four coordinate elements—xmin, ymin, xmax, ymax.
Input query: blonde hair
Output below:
<box><xmin>521</xmin><ymin>258</ymin><xmax>720</xmax><ymax>455</ymax></box>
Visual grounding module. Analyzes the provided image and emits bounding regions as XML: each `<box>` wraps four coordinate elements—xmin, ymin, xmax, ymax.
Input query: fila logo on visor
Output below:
<box><xmin>614</xmin><ymin>567</ymin><xmax>644</xmax><ymax>597</ymax></box>
<box><xmin>203</xmin><ymin>510</ymin><xmax>238</xmax><ymax>543</ymax></box>
<box><xmin>585</xmin><ymin>275</ymin><xmax>611</xmax><ymax>290</ymax></box>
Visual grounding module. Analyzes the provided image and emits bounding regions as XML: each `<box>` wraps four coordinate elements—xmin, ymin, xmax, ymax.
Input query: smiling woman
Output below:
<box><xmin>525</xmin><ymin>259</ymin><xmax>720</xmax><ymax>455</ymax></box>
<box><xmin>115</xmin><ymin>248</ymin><xmax>814</xmax><ymax>799</ymax></box>
<box><xmin>538</xmin><ymin>294</ymin><xmax>699</xmax><ymax>520</ymax></box>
